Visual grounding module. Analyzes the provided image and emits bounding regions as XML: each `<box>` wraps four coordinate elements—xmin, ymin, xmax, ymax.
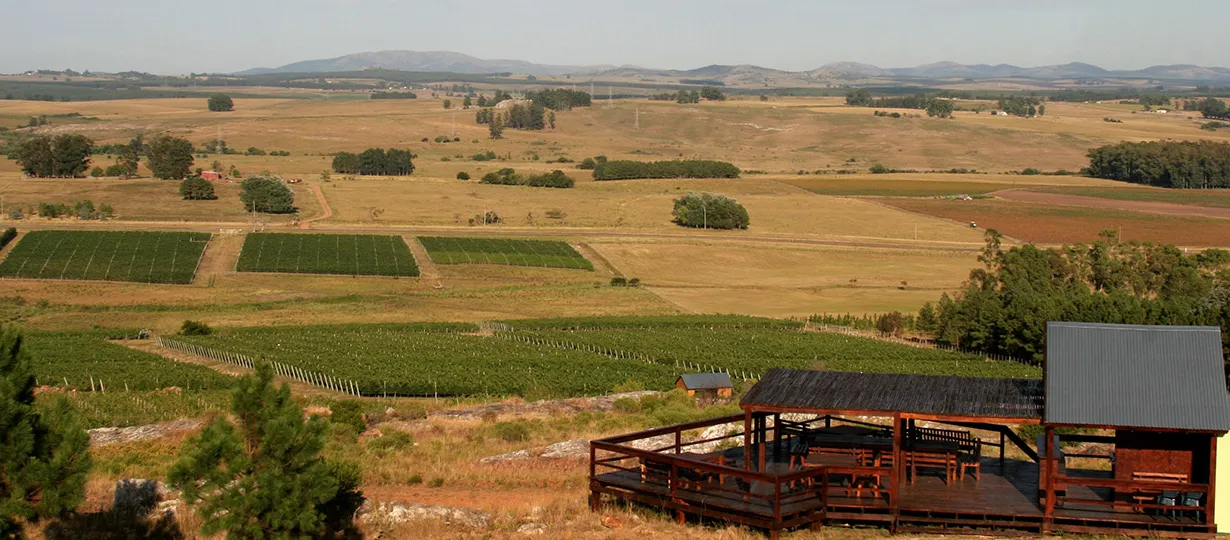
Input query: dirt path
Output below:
<box><xmin>299</xmin><ymin>183</ymin><xmax>334</xmax><ymax>228</ymax></box>
<box><xmin>573</xmin><ymin>243</ymin><xmax>619</xmax><ymax>276</ymax></box>
<box><xmin>191</xmin><ymin>230</ymin><xmax>244</xmax><ymax>285</ymax></box>
<box><xmin>994</xmin><ymin>189</ymin><xmax>1230</xmax><ymax>220</ymax></box>
<box><xmin>404</xmin><ymin>235</ymin><xmax>439</xmax><ymax>282</ymax></box>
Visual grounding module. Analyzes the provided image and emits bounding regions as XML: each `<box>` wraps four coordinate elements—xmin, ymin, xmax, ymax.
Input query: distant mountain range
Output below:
<box><xmin>237</xmin><ymin>50</ymin><xmax>1230</xmax><ymax>82</ymax></box>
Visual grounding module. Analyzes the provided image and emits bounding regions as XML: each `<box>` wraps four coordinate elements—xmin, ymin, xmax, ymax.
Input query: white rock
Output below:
<box><xmin>359</xmin><ymin>501</ymin><xmax>491</xmax><ymax>528</ymax></box>
<box><xmin>517</xmin><ymin>523</ymin><xmax>547</xmax><ymax>535</ymax></box>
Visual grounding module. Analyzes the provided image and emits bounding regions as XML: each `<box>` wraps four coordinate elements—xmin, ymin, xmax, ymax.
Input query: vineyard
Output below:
<box><xmin>44</xmin><ymin>390</ymin><xmax>232</xmax><ymax>429</ymax></box>
<box><xmin>24</xmin><ymin>330</ymin><xmax>236</xmax><ymax>392</ymax></box>
<box><xmin>176</xmin><ymin>323</ymin><xmax>671</xmax><ymax>397</ymax></box>
<box><xmin>500</xmin><ymin>328</ymin><xmax>1042</xmax><ymax>379</ymax></box>
<box><xmin>0</xmin><ymin>230</ymin><xmax>210</xmax><ymax>284</ymax></box>
<box><xmin>173</xmin><ymin>317</ymin><xmax>1039</xmax><ymax>399</ymax></box>
<box><xmin>419</xmin><ymin>237</ymin><xmax>593</xmax><ymax>270</ymax></box>
<box><xmin>236</xmin><ymin>233</ymin><xmax>420</xmax><ymax>277</ymax></box>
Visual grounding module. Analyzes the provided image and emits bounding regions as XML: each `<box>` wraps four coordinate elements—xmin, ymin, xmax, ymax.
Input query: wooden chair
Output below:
<box><xmin>959</xmin><ymin>440</ymin><xmax>982</xmax><ymax>481</ymax></box>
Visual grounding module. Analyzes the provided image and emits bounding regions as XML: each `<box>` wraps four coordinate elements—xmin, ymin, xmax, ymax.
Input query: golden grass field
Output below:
<box><xmin>2</xmin><ymin>95</ymin><xmax>1228</xmax><ymax>321</ymax></box>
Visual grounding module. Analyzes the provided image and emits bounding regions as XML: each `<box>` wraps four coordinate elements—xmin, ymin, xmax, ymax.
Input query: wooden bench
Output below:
<box><xmin>1130</xmin><ymin>472</ymin><xmax>1189</xmax><ymax>513</ymax></box>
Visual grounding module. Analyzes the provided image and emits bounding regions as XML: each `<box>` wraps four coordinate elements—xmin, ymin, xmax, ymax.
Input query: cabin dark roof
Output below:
<box><xmin>740</xmin><ymin>369</ymin><xmax>1043</xmax><ymax>420</ymax></box>
<box><xmin>1045</xmin><ymin>322</ymin><xmax>1230</xmax><ymax>432</ymax></box>
<box><xmin>677</xmin><ymin>373</ymin><xmax>733</xmax><ymax>390</ymax></box>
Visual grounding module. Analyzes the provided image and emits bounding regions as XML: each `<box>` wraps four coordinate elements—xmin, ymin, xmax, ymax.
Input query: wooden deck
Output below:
<box><xmin>593</xmin><ymin>449</ymin><xmax>1213</xmax><ymax>537</ymax></box>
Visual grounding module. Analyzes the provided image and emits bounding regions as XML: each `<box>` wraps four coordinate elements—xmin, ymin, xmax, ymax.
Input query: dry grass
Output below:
<box><xmin>590</xmin><ymin>241</ymin><xmax>977</xmax><ymax>316</ymax></box>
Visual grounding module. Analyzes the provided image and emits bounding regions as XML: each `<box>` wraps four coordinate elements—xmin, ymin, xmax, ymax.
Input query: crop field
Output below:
<box><xmin>177</xmin><ymin>323</ymin><xmax>672</xmax><ymax>396</ymax></box>
<box><xmin>419</xmin><ymin>237</ymin><xmax>593</xmax><ymax>270</ymax></box>
<box><xmin>877</xmin><ymin>198</ymin><xmax>1230</xmax><ymax>246</ymax></box>
<box><xmin>236</xmin><ymin>233</ymin><xmax>420</xmax><ymax>277</ymax></box>
<box><xmin>42</xmin><ymin>390</ymin><xmax>232</xmax><ymax>430</ymax></box>
<box><xmin>175</xmin><ymin>318</ymin><xmax>1038</xmax><ymax>398</ymax></box>
<box><xmin>23</xmin><ymin>330</ymin><xmax>235</xmax><ymax>392</ymax></box>
<box><xmin>0</xmin><ymin>230</ymin><xmax>210</xmax><ymax>284</ymax></box>
<box><xmin>1027</xmin><ymin>185</ymin><xmax>1230</xmax><ymax>209</ymax></box>
<box><xmin>502</xmin><ymin>327</ymin><xmax>1041</xmax><ymax>379</ymax></box>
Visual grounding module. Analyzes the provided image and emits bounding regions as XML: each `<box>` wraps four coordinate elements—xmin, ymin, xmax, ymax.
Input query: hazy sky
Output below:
<box><xmin>4</xmin><ymin>0</ymin><xmax>1229</xmax><ymax>74</ymax></box>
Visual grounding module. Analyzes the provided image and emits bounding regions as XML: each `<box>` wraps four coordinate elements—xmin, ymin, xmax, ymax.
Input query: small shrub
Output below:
<box><xmin>104</xmin><ymin>164</ymin><xmax>124</xmax><ymax>177</ymax></box>
<box><xmin>428</xmin><ymin>477</ymin><xmax>444</xmax><ymax>488</ymax></box>
<box><xmin>577</xmin><ymin>157</ymin><xmax>596</xmax><ymax>170</ymax></box>
<box><xmin>330</xmin><ymin>400</ymin><xmax>367</xmax><ymax>433</ymax></box>
<box><xmin>628</xmin><ymin>278</ymin><xmax>641</xmax><ymax>287</ymax></box>
<box><xmin>1019</xmin><ymin>168</ymin><xmax>1042</xmax><ymax>176</ymax></box>
<box><xmin>456</xmin><ymin>171</ymin><xmax>471</xmax><ymax>180</ymax></box>
<box><xmin>869</xmin><ymin>163</ymin><xmax>891</xmax><ymax>174</ymax></box>
<box><xmin>366</xmin><ymin>430</ymin><xmax>414</xmax><ymax>456</ymax></box>
<box><xmin>610</xmin><ymin>277</ymin><xmax>628</xmax><ymax>287</ymax></box>
<box><xmin>491</xmin><ymin>421</ymin><xmax>530</xmax><ymax>443</ymax></box>
<box><xmin>90</xmin><ymin>166</ymin><xmax>104</xmax><ymax>177</ymax></box>
<box><xmin>545</xmin><ymin>209</ymin><xmax>566</xmax><ymax>220</ymax></box>
<box><xmin>613</xmin><ymin>378</ymin><xmax>645</xmax><ymax>393</ymax></box>
<box><xmin>180</xmin><ymin>320</ymin><xmax>213</xmax><ymax>336</ymax></box>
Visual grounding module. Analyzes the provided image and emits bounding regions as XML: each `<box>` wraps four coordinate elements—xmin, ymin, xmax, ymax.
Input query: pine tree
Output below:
<box><xmin>0</xmin><ymin>325</ymin><xmax>91</xmax><ymax>537</ymax></box>
<box><xmin>169</xmin><ymin>362</ymin><xmax>363</xmax><ymax>539</ymax></box>
<box><xmin>548</xmin><ymin>111</ymin><xmax>556</xmax><ymax>129</ymax></box>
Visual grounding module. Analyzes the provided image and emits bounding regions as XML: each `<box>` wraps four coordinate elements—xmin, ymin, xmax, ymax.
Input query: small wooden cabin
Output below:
<box><xmin>676</xmin><ymin>373</ymin><xmax>733</xmax><ymax>399</ymax></box>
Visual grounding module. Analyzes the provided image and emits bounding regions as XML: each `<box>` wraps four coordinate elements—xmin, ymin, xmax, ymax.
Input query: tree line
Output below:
<box><xmin>917</xmin><ymin>231</ymin><xmax>1230</xmax><ymax>361</ymax></box>
<box><xmin>1085</xmin><ymin>140</ymin><xmax>1230</xmax><ymax>188</ymax></box>
<box><xmin>370</xmin><ymin>91</ymin><xmax>418</xmax><ymax>100</ymax></box>
<box><xmin>474</xmin><ymin>102</ymin><xmax>554</xmax><ymax>135</ymax></box>
<box><xmin>845</xmin><ymin>90</ymin><xmax>954</xmax><ymax>117</ymax></box>
<box><xmin>592</xmin><ymin>159</ymin><xmax>740</xmax><ymax>180</ymax></box>
<box><xmin>525</xmin><ymin>88</ymin><xmax>592</xmax><ymax>110</ymax></box>
<box><xmin>997</xmin><ymin>96</ymin><xmax>1045</xmax><ymax>117</ymax></box>
<box><xmin>648</xmin><ymin>87</ymin><xmax>726</xmax><ymax>103</ymax></box>
<box><xmin>479</xmin><ymin>168</ymin><xmax>575</xmax><ymax>188</ymax></box>
<box><xmin>331</xmin><ymin>148</ymin><xmax>415</xmax><ymax>175</ymax></box>
<box><xmin>1183</xmin><ymin>97</ymin><xmax>1230</xmax><ymax>120</ymax></box>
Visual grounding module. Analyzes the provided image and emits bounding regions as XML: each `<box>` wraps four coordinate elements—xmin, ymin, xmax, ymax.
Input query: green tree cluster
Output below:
<box><xmin>331</xmin><ymin>148</ymin><xmax>415</xmax><ymax>175</ymax></box>
<box><xmin>479</xmin><ymin>168</ymin><xmax>574</xmax><ymax>188</ymax></box>
<box><xmin>207</xmin><ymin>93</ymin><xmax>233</xmax><ymax>112</ymax></box>
<box><xmin>16</xmin><ymin>135</ymin><xmax>92</xmax><ymax>177</ymax></box>
<box><xmin>1186</xmin><ymin>97</ymin><xmax>1230</xmax><ymax>119</ymax></box>
<box><xmin>525</xmin><ymin>88</ymin><xmax>592</xmax><ymax>110</ymax></box>
<box><xmin>998</xmin><ymin>96</ymin><xmax>1043</xmax><ymax>117</ymax></box>
<box><xmin>0</xmin><ymin>325</ymin><xmax>92</xmax><ymax>537</ymax></box>
<box><xmin>676</xmin><ymin>91</ymin><xmax>701</xmax><ymax>104</ymax></box>
<box><xmin>671</xmin><ymin>192</ymin><xmax>749</xmax><ymax>230</ymax></box>
<box><xmin>146</xmin><ymin>135</ymin><xmax>195</xmax><ymax>179</ymax></box>
<box><xmin>926</xmin><ymin>99</ymin><xmax>955</xmax><ymax>118</ymax></box>
<box><xmin>918</xmin><ymin>230</ymin><xmax>1230</xmax><ymax>361</ymax></box>
<box><xmin>475</xmin><ymin>90</ymin><xmax>512</xmax><ymax>107</ymax></box>
<box><xmin>238</xmin><ymin>175</ymin><xmax>295</xmax><ymax>213</ymax></box>
<box><xmin>1085</xmin><ymin>140</ymin><xmax>1230</xmax><ymax>188</ymax></box>
<box><xmin>699</xmin><ymin>86</ymin><xmax>727</xmax><ymax>101</ymax></box>
<box><xmin>593</xmin><ymin>159</ymin><xmax>740</xmax><ymax>180</ymax></box>
<box><xmin>179</xmin><ymin>176</ymin><xmax>217</xmax><ymax>200</ymax></box>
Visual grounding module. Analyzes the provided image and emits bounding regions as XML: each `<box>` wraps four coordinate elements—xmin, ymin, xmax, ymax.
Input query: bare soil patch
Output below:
<box><xmin>995</xmin><ymin>189</ymin><xmax>1230</xmax><ymax>219</ymax></box>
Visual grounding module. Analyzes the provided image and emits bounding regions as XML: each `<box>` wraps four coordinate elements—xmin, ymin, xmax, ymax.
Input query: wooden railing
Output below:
<box><xmin>591</xmin><ymin>414</ymin><xmax>893</xmax><ymax>528</ymax></box>
<box><xmin>1055</xmin><ymin>475</ymin><xmax>1210</xmax><ymax>522</ymax></box>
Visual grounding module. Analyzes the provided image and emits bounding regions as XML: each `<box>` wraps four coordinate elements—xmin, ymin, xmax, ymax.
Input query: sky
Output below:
<box><xmin>4</xmin><ymin>0</ymin><xmax>1229</xmax><ymax>74</ymax></box>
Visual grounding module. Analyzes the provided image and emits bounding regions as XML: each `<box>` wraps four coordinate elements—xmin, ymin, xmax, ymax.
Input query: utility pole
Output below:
<box><xmin>634</xmin><ymin>107</ymin><xmax>640</xmax><ymax>131</ymax></box>
<box><xmin>608</xmin><ymin>86</ymin><xmax>613</xmax><ymax>107</ymax></box>
<box><xmin>452</xmin><ymin>109</ymin><xmax>456</xmax><ymax>138</ymax></box>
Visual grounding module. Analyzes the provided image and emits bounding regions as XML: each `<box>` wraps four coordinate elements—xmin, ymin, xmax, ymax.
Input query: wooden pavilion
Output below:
<box><xmin>589</xmin><ymin>322</ymin><xmax>1230</xmax><ymax>538</ymax></box>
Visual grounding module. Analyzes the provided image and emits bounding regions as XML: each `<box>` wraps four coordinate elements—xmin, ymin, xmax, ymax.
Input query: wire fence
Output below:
<box><xmin>156</xmin><ymin>336</ymin><xmax>362</xmax><ymax>396</ymax></box>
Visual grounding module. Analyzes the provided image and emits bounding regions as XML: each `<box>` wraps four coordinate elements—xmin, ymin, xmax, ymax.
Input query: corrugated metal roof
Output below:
<box><xmin>678</xmin><ymin>373</ymin><xmax>733</xmax><ymax>390</ymax></box>
<box><xmin>1045</xmin><ymin>322</ymin><xmax>1230</xmax><ymax>431</ymax></box>
<box><xmin>740</xmin><ymin>369</ymin><xmax>1043</xmax><ymax>419</ymax></box>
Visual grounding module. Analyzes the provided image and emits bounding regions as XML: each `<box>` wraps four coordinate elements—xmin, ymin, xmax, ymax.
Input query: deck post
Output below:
<box><xmin>999</xmin><ymin>431</ymin><xmax>1005</xmax><ymax>463</ymax></box>
<box><xmin>891</xmin><ymin>414</ymin><xmax>901</xmax><ymax>513</ymax></box>
<box><xmin>675</xmin><ymin>429</ymin><xmax>681</xmax><ymax>454</ymax></box>
<box><xmin>758</xmin><ymin>414</ymin><xmax>767</xmax><ymax>473</ymax></box>
<box><xmin>1043</xmin><ymin>425</ymin><xmax>1055</xmax><ymax>533</ymax></box>
<box><xmin>744</xmin><ymin>410</ymin><xmax>753</xmax><ymax>471</ymax></box>
<box><xmin>1209</xmin><ymin>434</ymin><xmax>1218</xmax><ymax>529</ymax></box>
<box><xmin>773</xmin><ymin>413</ymin><xmax>782</xmax><ymax>462</ymax></box>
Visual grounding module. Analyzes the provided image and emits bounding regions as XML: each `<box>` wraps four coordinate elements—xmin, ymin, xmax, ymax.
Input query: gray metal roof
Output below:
<box><xmin>741</xmin><ymin>369</ymin><xmax>1044</xmax><ymax>420</ymax></box>
<box><xmin>1045</xmin><ymin>322</ymin><xmax>1230</xmax><ymax>431</ymax></box>
<box><xmin>677</xmin><ymin>373</ymin><xmax>733</xmax><ymax>390</ymax></box>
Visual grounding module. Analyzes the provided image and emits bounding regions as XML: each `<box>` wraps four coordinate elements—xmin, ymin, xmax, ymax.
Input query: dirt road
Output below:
<box><xmin>994</xmin><ymin>189</ymin><xmax>1230</xmax><ymax>220</ymax></box>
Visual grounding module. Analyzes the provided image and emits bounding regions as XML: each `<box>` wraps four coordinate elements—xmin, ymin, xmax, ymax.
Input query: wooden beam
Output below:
<box><xmin>891</xmin><ymin>413</ymin><xmax>901</xmax><ymax>514</ymax></box>
<box><xmin>744</xmin><ymin>410</ymin><xmax>752</xmax><ymax>472</ymax></box>
<box><xmin>758</xmin><ymin>414</ymin><xmax>767</xmax><ymax>473</ymax></box>
<box><xmin>1209</xmin><ymin>434</ymin><xmax>1218</xmax><ymax>529</ymax></box>
<box><xmin>1044</xmin><ymin>426</ymin><xmax>1055</xmax><ymax>531</ymax></box>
